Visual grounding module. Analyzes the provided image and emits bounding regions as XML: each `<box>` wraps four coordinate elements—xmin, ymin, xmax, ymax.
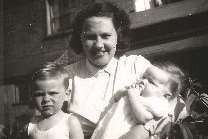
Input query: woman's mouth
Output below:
<box><xmin>42</xmin><ymin>105</ymin><xmax>53</xmax><ymax>109</ymax></box>
<box><xmin>93</xmin><ymin>51</ymin><xmax>106</xmax><ymax>58</ymax></box>
<box><xmin>95</xmin><ymin>52</ymin><xmax>104</xmax><ymax>56</ymax></box>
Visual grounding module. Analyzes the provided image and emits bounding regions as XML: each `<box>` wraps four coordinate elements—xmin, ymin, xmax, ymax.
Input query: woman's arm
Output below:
<box><xmin>68</xmin><ymin>114</ymin><xmax>84</xmax><ymax>139</ymax></box>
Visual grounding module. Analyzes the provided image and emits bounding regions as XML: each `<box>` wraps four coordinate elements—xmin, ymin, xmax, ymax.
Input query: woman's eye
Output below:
<box><xmin>85</xmin><ymin>34</ymin><xmax>96</xmax><ymax>40</ymax></box>
<box><xmin>101</xmin><ymin>34</ymin><xmax>111</xmax><ymax>39</ymax></box>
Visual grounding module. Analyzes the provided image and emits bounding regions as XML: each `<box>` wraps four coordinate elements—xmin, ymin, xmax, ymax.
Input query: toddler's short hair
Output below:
<box><xmin>31</xmin><ymin>62</ymin><xmax>69</xmax><ymax>89</ymax></box>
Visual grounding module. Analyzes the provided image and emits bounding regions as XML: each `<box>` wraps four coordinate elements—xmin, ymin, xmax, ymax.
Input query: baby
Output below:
<box><xmin>91</xmin><ymin>62</ymin><xmax>183</xmax><ymax>139</ymax></box>
<box><xmin>28</xmin><ymin>63</ymin><xmax>83</xmax><ymax>139</ymax></box>
<box><xmin>124</xmin><ymin>65</ymin><xmax>180</xmax><ymax>139</ymax></box>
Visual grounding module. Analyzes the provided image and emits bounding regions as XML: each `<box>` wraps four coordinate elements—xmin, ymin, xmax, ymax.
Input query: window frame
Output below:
<box><xmin>45</xmin><ymin>0</ymin><xmax>94</xmax><ymax>38</ymax></box>
<box><xmin>45</xmin><ymin>0</ymin><xmax>208</xmax><ymax>38</ymax></box>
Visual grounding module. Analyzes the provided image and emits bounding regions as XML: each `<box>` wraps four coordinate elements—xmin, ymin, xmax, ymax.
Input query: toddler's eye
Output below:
<box><xmin>84</xmin><ymin>34</ymin><xmax>96</xmax><ymax>40</ymax></box>
<box><xmin>32</xmin><ymin>92</ymin><xmax>44</xmax><ymax>97</ymax></box>
<box><xmin>48</xmin><ymin>91</ymin><xmax>59</xmax><ymax>96</ymax></box>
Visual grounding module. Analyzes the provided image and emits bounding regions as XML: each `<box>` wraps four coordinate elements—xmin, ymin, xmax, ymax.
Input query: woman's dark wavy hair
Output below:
<box><xmin>70</xmin><ymin>1</ymin><xmax>130</xmax><ymax>54</ymax></box>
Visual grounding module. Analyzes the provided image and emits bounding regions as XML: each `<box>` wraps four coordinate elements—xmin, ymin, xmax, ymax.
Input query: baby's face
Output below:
<box><xmin>142</xmin><ymin>66</ymin><xmax>172</xmax><ymax>100</ymax></box>
<box><xmin>32</xmin><ymin>78</ymin><xmax>68</xmax><ymax>118</ymax></box>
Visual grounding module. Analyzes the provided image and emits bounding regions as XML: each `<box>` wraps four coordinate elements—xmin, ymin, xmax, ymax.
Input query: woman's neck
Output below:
<box><xmin>88</xmin><ymin>59</ymin><xmax>107</xmax><ymax>69</ymax></box>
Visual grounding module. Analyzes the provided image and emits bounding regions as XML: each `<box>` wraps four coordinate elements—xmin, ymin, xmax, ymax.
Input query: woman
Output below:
<box><xmin>65</xmin><ymin>2</ymin><xmax>153</xmax><ymax>138</ymax></box>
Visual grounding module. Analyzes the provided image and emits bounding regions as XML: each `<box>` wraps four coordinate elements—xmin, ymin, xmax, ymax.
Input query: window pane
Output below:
<box><xmin>133</xmin><ymin>0</ymin><xmax>184</xmax><ymax>12</ymax></box>
<box><xmin>46</xmin><ymin>0</ymin><xmax>93</xmax><ymax>35</ymax></box>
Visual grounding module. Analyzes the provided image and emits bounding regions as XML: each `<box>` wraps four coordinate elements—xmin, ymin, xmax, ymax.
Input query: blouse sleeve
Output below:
<box><xmin>114</xmin><ymin>55</ymin><xmax>151</xmax><ymax>94</ymax></box>
<box><xmin>113</xmin><ymin>55</ymin><xmax>153</xmax><ymax>113</ymax></box>
<box><xmin>133</xmin><ymin>55</ymin><xmax>151</xmax><ymax>79</ymax></box>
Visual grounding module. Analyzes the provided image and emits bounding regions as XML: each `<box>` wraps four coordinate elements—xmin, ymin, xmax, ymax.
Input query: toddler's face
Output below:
<box><xmin>142</xmin><ymin>66</ymin><xmax>172</xmax><ymax>100</ymax></box>
<box><xmin>32</xmin><ymin>78</ymin><xmax>68</xmax><ymax>118</ymax></box>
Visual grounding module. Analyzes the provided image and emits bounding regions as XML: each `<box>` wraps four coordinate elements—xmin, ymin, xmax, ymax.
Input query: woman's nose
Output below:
<box><xmin>94</xmin><ymin>37</ymin><xmax>104</xmax><ymax>49</ymax></box>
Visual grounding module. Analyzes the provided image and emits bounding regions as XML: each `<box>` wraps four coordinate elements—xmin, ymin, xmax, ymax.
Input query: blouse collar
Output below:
<box><xmin>85</xmin><ymin>57</ymin><xmax>118</xmax><ymax>76</ymax></box>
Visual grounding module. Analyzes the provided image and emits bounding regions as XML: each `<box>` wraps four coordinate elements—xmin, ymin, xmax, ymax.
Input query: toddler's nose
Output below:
<box><xmin>42</xmin><ymin>93</ymin><xmax>51</xmax><ymax>103</ymax></box>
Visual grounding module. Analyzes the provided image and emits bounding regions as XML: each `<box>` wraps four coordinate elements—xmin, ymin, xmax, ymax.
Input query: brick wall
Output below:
<box><xmin>3</xmin><ymin>0</ymin><xmax>79</xmax><ymax>80</ymax></box>
<box><xmin>2</xmin><ymin>0</ymin><xmax>80</xmax><ymax>128</ymax></box>
<box><xmin>0</xmin><ymin>0</ymin><xmax>4</xmax><ymax>125</ymax></box>
<box><xmin>0</xmin><ymin>0</ymin><xmax>3</xmax><ymax>83</ymax></box>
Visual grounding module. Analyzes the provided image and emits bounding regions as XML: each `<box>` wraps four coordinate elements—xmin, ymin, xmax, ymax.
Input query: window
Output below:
<box><xmin>1</xmin><ymin>83</ymin><xmax>30</xmax><ymax>105</ymax></box>
<box><xmin>133</xmin><ymin>0</ymin><xmax>183</xmax><ymax>12</ymax></box>
<box><xmin>45</xmin><ymin>0</ymin><xmax>206</xmax><ymax>38</ymax></box>
<box><xmin>45</xmin><ymin>0</ymin><xmax>93</xmax><ymax>36</ymax></box>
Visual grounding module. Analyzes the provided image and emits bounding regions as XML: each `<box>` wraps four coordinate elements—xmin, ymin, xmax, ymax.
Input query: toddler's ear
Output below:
<box><xmin>65</xmin><ymin>89</ymin><xmax>71</xmax><ymax>101</ymax></box>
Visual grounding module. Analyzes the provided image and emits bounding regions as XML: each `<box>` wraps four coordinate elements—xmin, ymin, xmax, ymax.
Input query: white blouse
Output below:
<box><xmin>65</xmin><ymin>55</ymin><xmax>150</xmax><ymax>125</ymax></box>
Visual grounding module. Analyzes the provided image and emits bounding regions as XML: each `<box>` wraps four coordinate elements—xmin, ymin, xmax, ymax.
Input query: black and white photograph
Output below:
<box><xmin>1</xmin><ymin>0</ymin><xmax>208</xmax><ymax>139</ymax></box>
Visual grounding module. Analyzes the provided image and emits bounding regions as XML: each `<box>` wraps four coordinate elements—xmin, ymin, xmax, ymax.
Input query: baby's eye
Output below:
<box><xmin>148</xmin><ymin>79</ymin><xmax>154</xmax><ymax>84</ymax></box>
<box><xmin>163</xmin><ymin>94</ymin><xmax>172</xmax><ymax>100</ymax></box>
<box><xmin>148</xmin><ymin>78</ymin><xmax>157</xmax><ymax>86</ymax></box>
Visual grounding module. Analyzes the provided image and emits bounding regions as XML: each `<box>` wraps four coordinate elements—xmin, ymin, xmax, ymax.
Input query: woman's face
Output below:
<box><xmin>81</xmin><ymin>16</ymin><xmax>117</xmax><ymax>67</ymax></box>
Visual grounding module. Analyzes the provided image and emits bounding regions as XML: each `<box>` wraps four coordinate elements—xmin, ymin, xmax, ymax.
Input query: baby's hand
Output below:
<box><xmin>114</xmin><ymin>79</ymin><xmax>147</xmax><ymax>102</ymax></box>
<box><xmin>127</xmin><ymin>79</ymin><xmax>147</xmax><ymax>96</ymax></box>
<box><xmin>113</xmin><ymin>88</ymin><xmax>128</xmax><ymax>102</ymax></box>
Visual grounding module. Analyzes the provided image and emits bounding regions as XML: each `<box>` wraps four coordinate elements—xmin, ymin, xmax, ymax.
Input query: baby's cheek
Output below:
<box><xmin>141</xmin><ymin>87</ymin><xmax>154</xmax><ymax>97</ymax></box>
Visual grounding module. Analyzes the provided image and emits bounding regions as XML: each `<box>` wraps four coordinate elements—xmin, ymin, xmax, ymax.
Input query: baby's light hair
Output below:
<box><xmin>153</xmin><ymin>61</ymin><xmax>185</xmax><ymax>99</ymax></box>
